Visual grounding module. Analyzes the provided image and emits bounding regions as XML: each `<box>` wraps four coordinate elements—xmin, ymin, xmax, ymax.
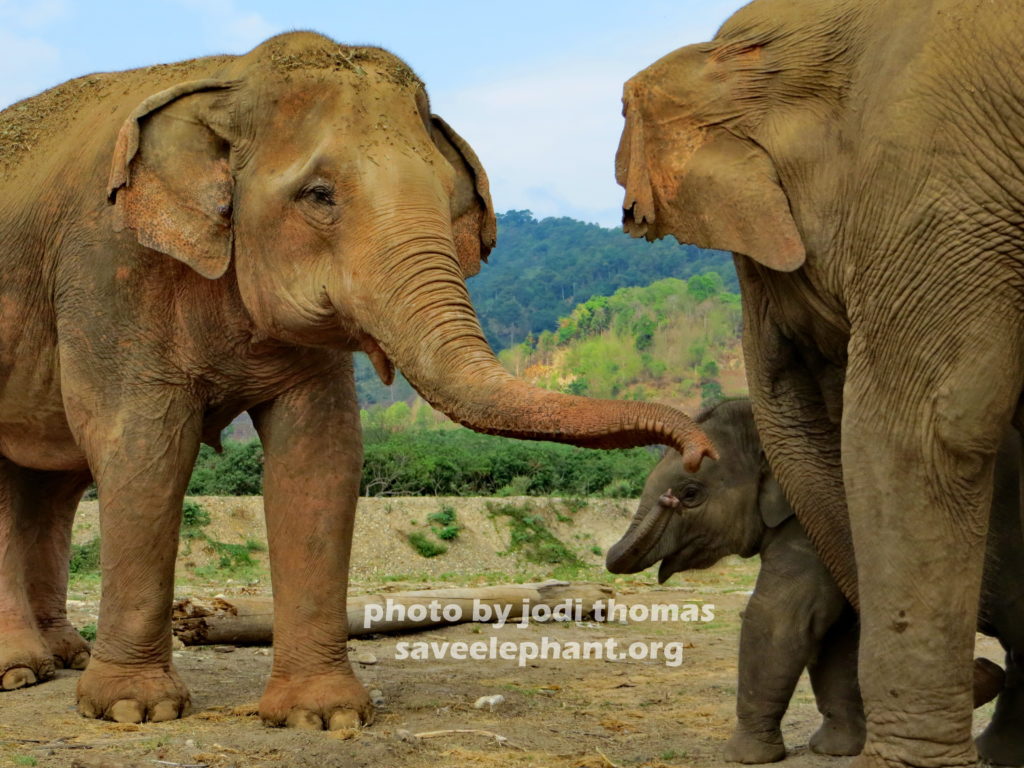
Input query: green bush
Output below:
<box><xmin>428</xmin><ymin>505</ymin><xmax>462</xmax><ymax>541</ymax></box>
<box><xmin>181</xmin><ymin>500</ymin><xmax>211</xmax><ymax>529</ymax></box>
<box><xmin>408</xmin><ymin>531</ymin><xmax>448</xmax><ymax>558</ymax></box>
<box><xmin>78</xmin><ymin>622</ymin><xmax>97</xmax><ymax>642</ymax></box>
<box><xmin>487</xmin><ymin>501</ymin><xmax>583</xmax><ymax>567</ymax></box>
<box><xmin>69</xmin><ymin>538</ymin><xmax>101</xmax><ymax>575</ymax></box>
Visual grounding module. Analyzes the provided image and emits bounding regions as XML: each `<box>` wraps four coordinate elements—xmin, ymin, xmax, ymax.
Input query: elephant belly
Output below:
<box><xmin>0</xmin><ymin>355</ymin><xmax>86</xmax><ymax>472</ymax></box>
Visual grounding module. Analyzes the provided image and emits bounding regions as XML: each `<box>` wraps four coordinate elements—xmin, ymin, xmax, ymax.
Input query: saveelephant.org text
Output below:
<box><xmin>394</xmin><ymin>636</ymin><xmax>687</xmax><ymax>667</ymax></box>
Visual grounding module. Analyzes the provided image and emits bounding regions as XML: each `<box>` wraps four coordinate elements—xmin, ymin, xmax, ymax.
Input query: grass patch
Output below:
<box><xmin>486</xmin><ymin>501</ymin><xmax>584</xmax><ymax>567</ymax></box>
<box><xmin>78</xmin><ymin>622</ymin><xmax>97</xmax><ymax>642</ymax></box>
<box><xmin>427</xmin><ymin>504</ymin><xmax>462</xmax><ymax>541</ymax></box>
<box><xmin>407</xmin><ymin>531</ymin><xmax>448</xmax><ymax>558</ymax></box>
<box><xmin>13</xmin><ymin>756</ymin><xmax>38</xmax><ymax>767</ymax></box>
<box><xmin>69</xmin><ymin>537</ymin><xmax>101</xmax><ymax>575</ymax></box>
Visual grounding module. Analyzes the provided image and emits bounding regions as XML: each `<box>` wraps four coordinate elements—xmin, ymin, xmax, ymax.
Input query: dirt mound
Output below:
<box><xmin>72</xmin><ymin>496</ymin><xmax>640</xmax><ymax>585</ymax></box>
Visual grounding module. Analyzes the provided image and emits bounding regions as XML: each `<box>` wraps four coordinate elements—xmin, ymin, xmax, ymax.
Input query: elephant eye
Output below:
<box><xmin>678</xmin><ymin>483</ymin><xmax>707</xmax><ymax>508</ymax></box>
<box><xmin>300</xmin><ymin>183</ymin><xmax>337</xmax><ymax>207</ymax></box>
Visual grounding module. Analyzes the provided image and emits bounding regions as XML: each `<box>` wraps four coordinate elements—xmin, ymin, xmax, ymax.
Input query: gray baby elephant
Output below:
<box><xmin>606</xmin><ymin>399</ymin><xmax>1024</xmax><ymax>765</ymax></box>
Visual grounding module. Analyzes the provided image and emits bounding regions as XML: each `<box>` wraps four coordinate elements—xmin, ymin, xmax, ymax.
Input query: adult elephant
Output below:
<box><xmin>615</xmin><ymin>1</ymin><xmax>1024</xmax><ymax>767</ymax></box>
<box><xmin>0</xmin><ymin>32</ymin><xmax>713</xmax><ymax>729</ymax></box>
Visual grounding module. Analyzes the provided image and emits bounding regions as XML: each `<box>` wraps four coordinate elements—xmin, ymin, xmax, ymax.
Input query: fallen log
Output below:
<box><xmin>171</xmin><ymin>581</ymin><xmax>613</xmax><ymax>646</ymax></box>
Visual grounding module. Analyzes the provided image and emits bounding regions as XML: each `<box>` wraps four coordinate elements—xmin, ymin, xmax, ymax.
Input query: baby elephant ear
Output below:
<box><xmin>430</xmin><ymin>115</ymin><xmax>496</xmax><ymax>278</ymax></box>
<box><xmin>758</xmin><ymin>472</ymin><xmax>795</xmax><ymax>529</ymax></box>
<box><xmin>108</xmin><ymin>79</ymin><xmax>239</xmax><ymax>280</ymax></box>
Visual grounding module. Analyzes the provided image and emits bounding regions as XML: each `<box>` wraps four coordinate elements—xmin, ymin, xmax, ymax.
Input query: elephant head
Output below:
<box><xmin>606</xmin><ymin>399</ymin><xmax>792</xmax><ymax>580</ymax></box>
<box><xmin>612</xmin><ymin>1</ymin><xmax>860</xmax><ymax>272</ymax></box>
<box><xmin>106</xmin><ymin>32</ymin><xmax>715</xmax><ymax>467</ymax></box>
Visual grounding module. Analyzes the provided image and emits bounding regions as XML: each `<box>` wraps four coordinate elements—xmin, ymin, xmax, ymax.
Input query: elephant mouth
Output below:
<box><xmin>359</xmin><ymin>334</ymin><xmax>395</xmax><ymax>386</ymax></box>
<box><xmin>622</xmin><ymin>204</ymin><xmax>656</xmax><ymax>242</ymax></box>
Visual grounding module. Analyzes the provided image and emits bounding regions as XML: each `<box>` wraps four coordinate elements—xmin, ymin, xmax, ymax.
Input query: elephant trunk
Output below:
<box><xmin>605</xmin><ymin>493</ymin><xmax>676</xmax><ymax>573</ymax></box>
<box><xmin>346</xmin><ymin>212</ymin><xmax>715</xmax><ymax>468</ymax></box>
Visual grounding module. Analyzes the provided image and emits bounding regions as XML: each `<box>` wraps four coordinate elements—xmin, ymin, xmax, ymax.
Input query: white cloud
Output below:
<box><xmin>174</xmin><ymin>0</ymin><xmax>276</xmax><ymax>52</ymax></box>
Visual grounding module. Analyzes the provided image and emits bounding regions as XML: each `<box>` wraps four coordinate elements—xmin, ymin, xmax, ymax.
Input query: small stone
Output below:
<box><xmin>355</xmin><ymin>651</ymin><xmax>378</xmax><ymax>665</ymax></box>
<box><xmin>255</xmin><ymin>648</ymin><xmax>270</xmax><ymax>656</ymax></box>
<box><xmin>473</xmin><ymin>694</ymin><xmax>505</xmax><ymax>711</ymax></box>
<box><xmin>213</xmin><ymin>646</ymin><xmax>236</xmax><ymax>654</ymax></box>
<box><xmin>396</xmin><ymin>728</ymin><xmax>417</xmax><ymax>742</ymax></box>
<box><xmin>369</xmin><ymin>689</ymin><xmax>385</xmax><ymax>707</ymax></box>
<box><xmin>185</xmin><ymin>738</ymin><xmax>196</xmax><ymax>748</ymax></box>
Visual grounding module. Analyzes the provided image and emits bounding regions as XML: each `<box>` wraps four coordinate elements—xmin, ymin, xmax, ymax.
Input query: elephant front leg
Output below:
<box><xmin>252</xmin><ymin>360</ymin><xmax>372</xmax><ymax>731</ymax></box>
<box><xmin>725</xmin><ymin>541</ymin><xmax>845</xmax><ymax>764</ymax></box>
<box><xmin>808</xmin><ymin>609</ymin><xmax>865</xmax><ymax>756</ymax></box>
<box><xmin>842</xmin><ymin>316</ymin><xmax>1021</xmax><ymax>768</ymax></box>
<box><xmin>70</xmin><ymin>395</ymin><xmax>201</xmax><ymax>723</ymax></box>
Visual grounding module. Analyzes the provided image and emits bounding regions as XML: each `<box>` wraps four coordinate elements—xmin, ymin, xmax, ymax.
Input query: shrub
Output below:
<box><xmin>428</xmin><ymin>505</ymin><xmax>462</xmax><ymax>541</ymax></box>
<box><xmin>69</xmin><ymin>538</ymin><xmax>101</xmax><ymax>575</ymax></box>
<box><xmin>408</xmin><ymin>531</ymin><xmax>447</xmax><ymax>558</ymax></box>
<box><xmin>78</xmin><ymin>623</ymin><xmax>97</xmax><ymax>642</ymax></box>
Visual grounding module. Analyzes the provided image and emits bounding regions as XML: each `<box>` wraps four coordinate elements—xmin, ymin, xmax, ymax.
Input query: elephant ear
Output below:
<box><xmin>758</xmin><ymin>469</ymin><xmax>795</xmax><ymax>529</ymax></box>
<box><xmin>430</xmin><ymin>115</ymin><xmax>496</xmax><ymax>278</ymax></box>
<box><xmin>671</xmin><ymin>130</ymin><xmax>805</xmax><ymax>272</ymax></box>
<box><xmin>108</xmin><ymin>79</ymin><xmax>240</xmax><ymax>280</ymax></box>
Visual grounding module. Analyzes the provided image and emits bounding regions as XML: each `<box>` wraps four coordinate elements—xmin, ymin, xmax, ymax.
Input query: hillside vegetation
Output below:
<box><xmin>498</xmin><ymin>273</ymin><xmax>746</xmax><ymax>410</ymax></box>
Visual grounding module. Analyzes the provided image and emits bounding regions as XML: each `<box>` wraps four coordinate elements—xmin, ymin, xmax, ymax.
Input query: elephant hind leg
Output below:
<box><xmin>24</xmin><ymin>468</ymin><xmax>93</xmax><ymax>670</ymax></box>
<box><xmin>0</xmin><ymin>461</ymin><xmax>90</xmax><ymax>688</ymax></box>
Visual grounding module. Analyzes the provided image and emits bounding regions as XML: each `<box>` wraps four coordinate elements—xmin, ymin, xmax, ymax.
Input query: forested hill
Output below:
<box><xmin>496</xmin><ymin>274</ymin><xmax>747</xmax><ymax>413</ymax></box>
<box><xmin>467</xmin><ymin>210</ymin><xmax>735</xmax><ymax>350</ymax></box>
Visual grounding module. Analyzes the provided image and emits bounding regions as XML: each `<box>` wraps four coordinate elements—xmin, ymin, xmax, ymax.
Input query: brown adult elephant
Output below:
<box><xmin>615</xmin><ymin>1</ymin><xmax>1024</xmax><ymax>767</ymax></box>
<box><xmin>0</xmin><ymin>32</ymin><xmax>713</xmax><ymax>729</ymax></box>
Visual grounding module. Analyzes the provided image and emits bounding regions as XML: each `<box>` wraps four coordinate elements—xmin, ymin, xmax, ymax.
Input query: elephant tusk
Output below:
<box><xmin>360</xmin><ymin>336</ymin><xmax>395</xmax><ymax>386</ymax></box>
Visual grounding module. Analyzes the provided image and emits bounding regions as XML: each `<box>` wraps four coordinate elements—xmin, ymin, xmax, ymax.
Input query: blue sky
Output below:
<box><xmin>0</xmin><ymin>0</ymin><xmax>746</xmax><ymax>226</ymax></box>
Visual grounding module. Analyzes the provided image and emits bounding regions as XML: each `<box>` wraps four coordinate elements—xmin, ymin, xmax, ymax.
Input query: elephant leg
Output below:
<box><xmin>977</xmin><ymin>647</ymin><xmax>1024</xmax><ymax>766</ymax></box>
<box><xmin>725</xmin><ymin>530</ymin><xmax>845</xmax><ymax>764</ymax></box>
<box><xmin>23</xmin><ymin>468</ymin><xmax>93</xmax><ymax>670</ymax></box>
<box><xmin>842</xmin><ymin>314</ymin><xmax>1022</xmax><ymax>768</ymax></box>
<box><xmin>0</xmin><ymin>460</ymin><xmax>55</xmax><ymax>689</ymax></box>
<box><xmin>251</xmin><ymin>358</ymin><xmax>371</xmax><ymax>731</ymax></box>
<box><xmin>808</xmin><ymin>608</ymin><xmax>865</xmax><ymax>756</ymax></box>
<box><xmin>69</xmin><ymin>392</ymin><xmax>201</xmax><ymax>723</ymax></box>
<box><xmin>735</xmin><ymin>259</ymin><xmax>856</xmax><ymax>606</ymax></box>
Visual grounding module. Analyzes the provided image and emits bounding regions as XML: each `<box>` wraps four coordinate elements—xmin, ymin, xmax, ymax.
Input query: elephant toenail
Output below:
<box><xmin>110</xmin><ymin>699</ymin><xmax>145</xmax><ymax>723</ymax></box>
<box><xmin>329</xmin><ymin>710</ymin><xmax>361</xmax><ymax>730</ymax></box>
<box><xmin>150</xmin><ymin>699</ymin><xmax>180</xmax><ymax>722</ymax></box>
<box><xmin>285</xmin><ymin>709</ymin><xmax>324</xmax><ymax>730</ymax></box>
<box><xmin>69</xmin><ymin>651</ymin><xmax>91</xmax><ymax>670</ymax></box>
<box><xmin>2</xmin><ymin>667</ymin><xmax>37</xmax><ymax>690</ymax></box>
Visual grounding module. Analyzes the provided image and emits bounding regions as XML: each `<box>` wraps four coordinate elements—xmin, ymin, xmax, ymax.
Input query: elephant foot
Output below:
<box><xmin>850</xmin><ymin>746</ymin><xmax>976</xmax><ymax>768</ymax></box>
<box><xmin>723</xmin><ymin>729</ymin><xmax>786</xmax><ymax>764</ymax></box>
<box><xmin>810</xmin><ymin>717</ymin><xmax>866</xmax><ymax>756</ymax></box>
<box><xmin>260</xmin><ymin>671</ymin><xmax>374</xmax><ymax>730</ymax></box>
<box><xmin>977</xmin><ymin>726</ymin><xmax>1024</xmax><ymax>766</ymax></box>
<box><xmin>76</xmin><ymin>657</ymin><xmax>190</xmax><ymax>723</ymax></box>
<box><xmin>0</xmin><ymin>627</ymin><xmax>57</xmax><ymax>690</ymax></box>
<box><xmin>39</xmin><ymin>621</ymin><xmax>91</xmax><ymax>670</ymax></box>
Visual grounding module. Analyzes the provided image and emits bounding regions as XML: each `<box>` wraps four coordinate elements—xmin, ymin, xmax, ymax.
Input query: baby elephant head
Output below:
<box><xmin>606</xmin><ymin>399</ymin><xmax>792</xmax><ymax>582</ymax></box>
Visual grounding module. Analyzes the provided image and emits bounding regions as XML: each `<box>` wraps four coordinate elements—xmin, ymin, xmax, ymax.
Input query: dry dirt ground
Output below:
<box><xmin>1</xmin><ymin>497</ymin><xmax>1002</xmax><ymax>768</ymax></box>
